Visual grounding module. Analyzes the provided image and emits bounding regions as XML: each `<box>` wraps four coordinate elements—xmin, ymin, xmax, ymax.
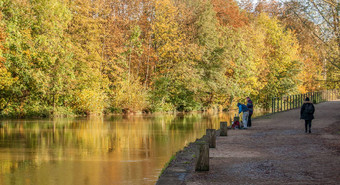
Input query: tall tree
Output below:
<box><xmin>0</xmin><ymin>14</ymin><xmax>16</xmax><ymax>113</ymax></box>
<box><xmin>1</xmin><ymin>0</ymin><xmax>34</xmax><ymax>115</ymax></box>
<box><xmin>284</xmin><ymin>0</ymin><xmax>340</xmax><ymax>87</ymax></box>
<box><xmin>195</xmin><ymin>0</ymin><xmax>227</xmax><ymax>108</ymax></box>
<box><xmin>29</xmin><ymin>0</ymin><xmax>73</xmax><ymax>113</ymax></box>
<box><xmin>281</xmin><ymin>1</ymin><xmax>324</xmax><ymax>92</ymax></box>
<box><xmin>257</xmin><ymin>13</ymin><xmax>301</xmax><ymax>98</ymax></box>
<box><xmin>67</xmin><ymin>0</ymin><xmax>109</xmax><ymax>114</ymax></box>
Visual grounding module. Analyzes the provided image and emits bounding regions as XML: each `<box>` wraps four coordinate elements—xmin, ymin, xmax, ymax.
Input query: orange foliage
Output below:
<box><xmin>211</xmin><ymin>0</ymin><xmax>249</xmax><ymax>28</ymax></box>
<box><xmin>254</xmin><ymin>0</ymin><xmax>282</xmax><ymax>16</ymax></box>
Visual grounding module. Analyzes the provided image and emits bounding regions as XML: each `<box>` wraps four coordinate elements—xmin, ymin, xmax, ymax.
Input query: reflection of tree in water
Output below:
<box><xmin>0</xmin><ymin>112</ymin><xmax>271</xmax><ymax>179</ymax></box>
<box><xmin>0</xmin><ymin>160</ymin><xmax>36</xmax><ymax>175</ymax></box>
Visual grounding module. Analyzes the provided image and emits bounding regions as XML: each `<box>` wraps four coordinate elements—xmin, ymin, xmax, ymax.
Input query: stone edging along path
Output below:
<box><xmin>156</xmin><ymin>100</ymin><xmax>340</xmax><ymax>185</ymax></box>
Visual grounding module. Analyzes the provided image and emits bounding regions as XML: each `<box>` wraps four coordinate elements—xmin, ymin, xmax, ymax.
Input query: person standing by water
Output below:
<box><xmin>237</xmin><ymin>102</ymin><xmax>249</xmax><ymax>129</ymax></box>
<box><xmin>300</xmin><ymin>97</ymin><xmax>315</xmax><ymax>133</ymax></box>
<box><xmin>246</xmin><ymin>97</ymin><xmax>253</xmax><ymax>128</ymax></box>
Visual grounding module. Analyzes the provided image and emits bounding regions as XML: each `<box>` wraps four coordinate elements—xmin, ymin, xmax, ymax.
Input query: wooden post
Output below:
<box><xmin>319</xmin><ymin>91</ymin><xmax>321</xmax><ymax>102</ymax></box>
<box><xmin>304</xmin><ymin>93</ymin><xmax>306</xmax><ymax>102</ymax></box>
<box><xmin>195</xmin><ymin>142</ymin><xmax>209</xmax><ymax>171</ymax></box>
<box><xmin>274</xmin><ymin>97</ymin><xmax>276</xmax><ymax>113</ymax></box>
<box><xmin>206</xmin><ymin>129</ymin><xmax>216</xmax><ymax>148</ymax></box>
<box><xmin>315</xmin><ymin>92</ymin><xmax>317</xmax><ymax>103</ymax></box>
<box><xmin>272</xmin><ymin>98</ymin><xmax>274</xmax><ymax>113</ymax></box>
<box><xmin>332</xmin><ymin>89</ymin><xmax>334</xmax><ymax>100</ymax></box>
<box><xmin>283</xmin><ymin>97</ymin><xmax>286</xmax><ymax>111</ymax></box>
<box><xmin>220</xmin><ymin>122</ymin><xmax>228</xmax><ymax>136</ymax></box>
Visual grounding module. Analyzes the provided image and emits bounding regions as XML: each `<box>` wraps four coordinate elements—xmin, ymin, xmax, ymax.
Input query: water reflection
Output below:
<box><xmin>0</xmin><ymin>111</ymin><xmax>266</xmax><ymax>185</ymax></box>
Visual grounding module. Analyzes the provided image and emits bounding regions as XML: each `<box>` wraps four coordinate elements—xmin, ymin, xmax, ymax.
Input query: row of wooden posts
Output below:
<box><xmin>195</xmin><ymin>121</ymin><xmax>228</xmax><ymax>171</ymax></box>
<box><xmin>271</xmin><ymin>89</ymin><xmax>339</xmax><ymax>113</ymax></box>
<box><xmin>195</xmin><ymin>89</ymin><xmax>340</xmax><ymax>171</ymax></box>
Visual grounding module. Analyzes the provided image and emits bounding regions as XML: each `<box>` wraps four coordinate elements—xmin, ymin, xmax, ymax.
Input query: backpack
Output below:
<box><xmin>305</xmin><ymin>104</ymin><xmax>314</xmax><ymax>114</ymax></box>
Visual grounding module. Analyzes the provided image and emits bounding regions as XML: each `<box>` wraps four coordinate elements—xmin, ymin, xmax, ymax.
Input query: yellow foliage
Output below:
<box><xmin>112</xmin><ymin>77</ymin><xmax>149</xmax><ymax>112</ymax></box>
<box><xmin>152</xmin><ymin>0</ymin><xmax>184</xmax><ymax>72</ymax></box>
<box><xmin>74</xmin><ymin>89</ymin><xmax>107</xmax><ymax>115</ymax></box>
<box><xmin>0</xmin><ymin>68</ymin><xmax>16</xmax><ymax>90</ymax></box>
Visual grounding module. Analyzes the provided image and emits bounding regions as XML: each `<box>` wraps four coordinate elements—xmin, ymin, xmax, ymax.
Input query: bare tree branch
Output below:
<box><xmin>309</xmin><ymin>0</ymin><xmax>334</xmax><ymax>29</ymax></box>
<box><xmin>280</xmin><ymin>0</ymin><xmax>340</xmax><ymax>70</ymax></box>
<box><xmin>321</xmin><ymin>0</ymin><xmax>337</xmax><ymax>7</ymax></box>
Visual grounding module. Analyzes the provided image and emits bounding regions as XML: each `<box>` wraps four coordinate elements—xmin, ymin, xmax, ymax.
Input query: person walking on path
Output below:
<box><xmin>300</xmin><ymin>97</ymin><xmax>315</xmax><ymax>133</ymax></box>
<box><xmin>237</xmin><ymin>102</ymin><xmax>249</xmax><ymax>129</ymax></box>
<box><xmin>246</xmin><ymin>97</ymin><xmax>253</xmax><ymax>127</ymax></box>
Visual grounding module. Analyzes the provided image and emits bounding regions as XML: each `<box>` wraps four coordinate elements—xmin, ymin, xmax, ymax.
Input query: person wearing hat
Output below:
<box><xmin>300</xmin><ymin>97</ymin><xmax>315</xmax><ymax>133</ymax></box>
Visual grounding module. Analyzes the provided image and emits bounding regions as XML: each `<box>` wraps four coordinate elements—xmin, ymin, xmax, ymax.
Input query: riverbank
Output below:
<box><xmin>157</xmin><ymin>100</ymin><xmax>340</xmax><ymax>184</ymax></box>
<box><xmin>0</xmin><ymin>103</ymin><xmax>267</xmax><ymax>119</ymax></box>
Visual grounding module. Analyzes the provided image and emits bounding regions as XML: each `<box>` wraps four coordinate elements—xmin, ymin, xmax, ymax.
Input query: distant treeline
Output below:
<box><xmin>0</xmin><ymin>0</ymin><xmax>337</xmax><ymax>117</ymax></box>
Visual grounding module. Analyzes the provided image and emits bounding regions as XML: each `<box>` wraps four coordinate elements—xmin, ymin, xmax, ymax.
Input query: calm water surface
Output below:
<box><xmin>0</xmin><ymin>111</ymin><xmax>264</xmax><ymax>185</ymax></box>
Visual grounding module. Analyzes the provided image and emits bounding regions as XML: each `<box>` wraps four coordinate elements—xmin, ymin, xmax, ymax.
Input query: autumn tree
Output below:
<box><xmin>67</xmin><ymin>0</ymin><xmax>109</xmax><ymax>115</ymax></box>
<box><xmin>212</xmin><ymin>0</ymin><xmax>249</xmax><ymax>27</ymax></box>
<box><xmin>283</xmin><ymin>0</ymin><xmax>339</xmax><ymax>88</ymax></box>
<box><xmin>257</xmin><ymin>13</ymin><xmax>301</xmax><ymax>98</ymax></box>
<box><xmin>0</xmin><ymin>14</ymin><xmax>16</xmax><ymax>114</ymax></box>
<box><xmin>0</xmin><ymin>0</ymin><xmax>331</xmax><ymax>116</ymax></box>
<box><xmin>280</xmin><ymin>1</ymin><xmax>324</xmax><ymax>92</ymax></box>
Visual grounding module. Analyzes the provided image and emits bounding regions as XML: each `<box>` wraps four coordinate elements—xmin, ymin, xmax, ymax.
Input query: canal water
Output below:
<box><xmin>0</xmin><ymin>111</ymin><xmax>265</xmax><ymax>185</ymax></box>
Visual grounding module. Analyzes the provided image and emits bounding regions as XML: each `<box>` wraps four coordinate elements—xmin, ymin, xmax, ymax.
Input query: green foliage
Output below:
<box><xmin>149</xmin><ymin>77</ymin><xmax>175</xmax><ymax>112</ymax></box>
<box><xmin>149</xmin><ymin>62</ymin><xmax>202</xmax><ymax>112</ymax></box>
<box><xmin>195</xmin><ymin>0</ymin><xmax>218</xmax><ymax>48</ymax></box>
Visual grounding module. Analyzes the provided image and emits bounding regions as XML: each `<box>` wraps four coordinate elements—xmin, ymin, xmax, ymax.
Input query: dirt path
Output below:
<box><xmin>186</xmin><ymin>101</ymin><xmax>340</xmax><ymax>185</ymax></box>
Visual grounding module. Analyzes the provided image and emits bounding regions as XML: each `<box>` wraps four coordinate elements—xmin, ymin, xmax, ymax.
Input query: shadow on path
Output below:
<box><xmin>186</xmin><ymin>101</ymin><xmax>340</xmax><ymax>185</ymax></box>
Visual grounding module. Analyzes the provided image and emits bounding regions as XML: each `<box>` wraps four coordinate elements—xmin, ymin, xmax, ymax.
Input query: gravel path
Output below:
<box><xmin>186</xmin><ymin>101</ymin><xmax>340</xmax><ymax>185</ymax></box>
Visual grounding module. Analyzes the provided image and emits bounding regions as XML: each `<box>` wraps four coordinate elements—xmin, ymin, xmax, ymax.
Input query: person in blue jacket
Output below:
<box><xmin>237</xmin><ymin>102</ymin><xmax>249</xmax><ymax>129</ymax></box>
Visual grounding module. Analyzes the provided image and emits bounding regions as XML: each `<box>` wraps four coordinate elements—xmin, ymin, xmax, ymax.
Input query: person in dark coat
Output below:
<box><xmin>246</xmin><ymin>97</ymin><xmax>253</xmax><ymax>127</ymax></box>
<box><xmin>300</xmin><ymin>97</ymin><xmax>315</xmax><ymax>133</ymax></box>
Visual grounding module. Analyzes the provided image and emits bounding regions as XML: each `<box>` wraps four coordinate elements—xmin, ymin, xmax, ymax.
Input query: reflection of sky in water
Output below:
<box><xmin>0</xmin><ymin>111</ymin><xmax>267</xmax><ymax>185</ymax></box>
